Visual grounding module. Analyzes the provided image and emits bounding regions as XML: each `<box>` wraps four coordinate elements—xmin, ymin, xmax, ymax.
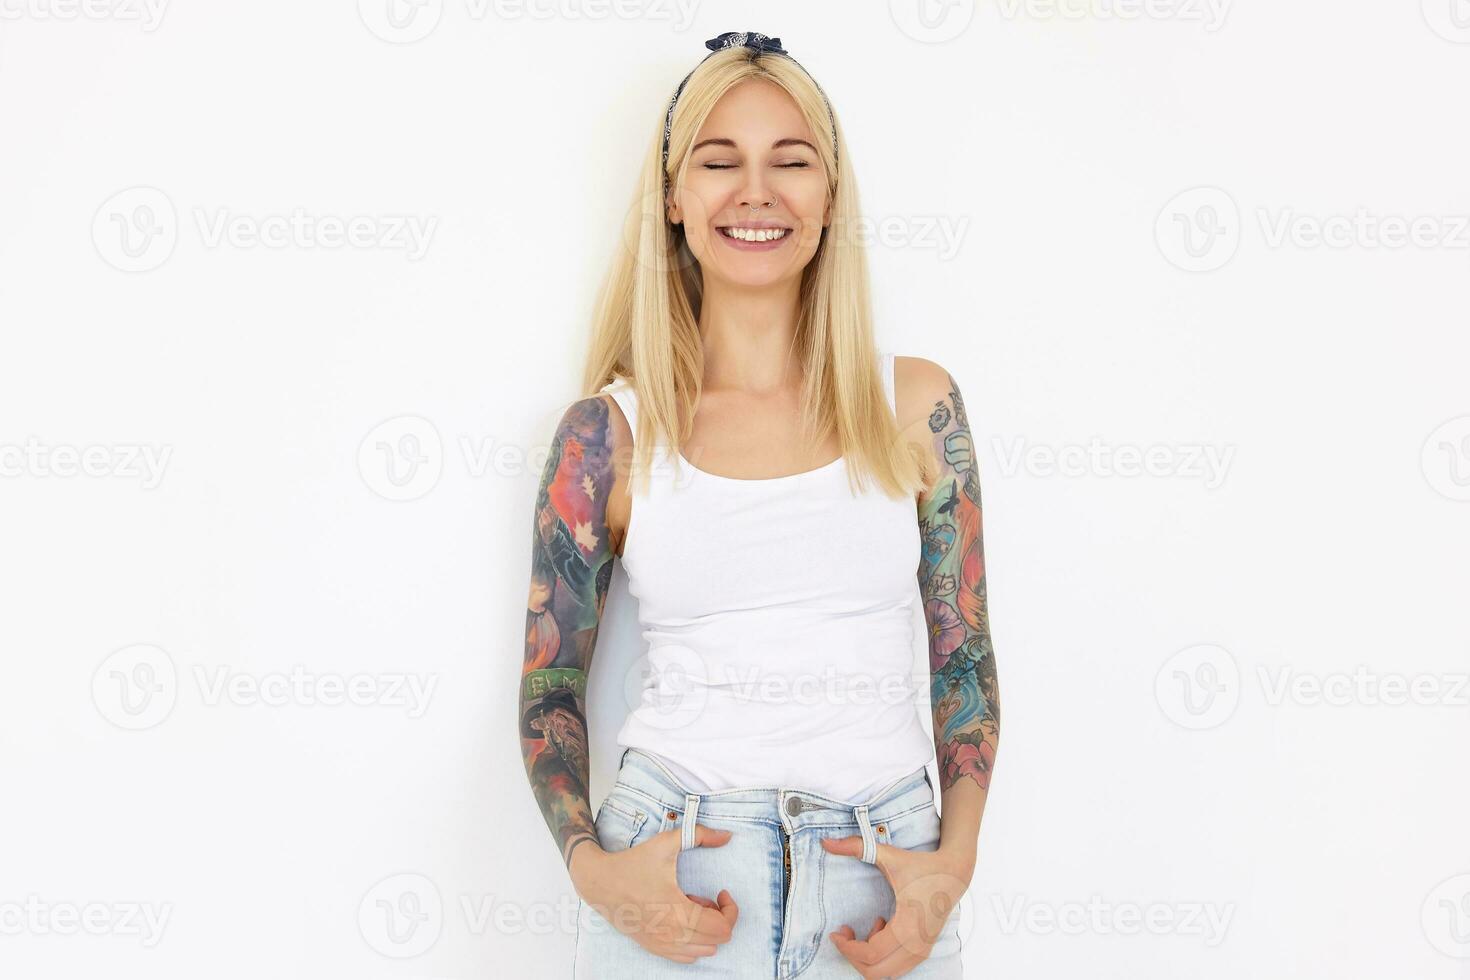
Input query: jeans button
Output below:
<box><xmin>785</xmin><ymin>796</ymin><xmax>803</xmax><ymax>816</ymax></box>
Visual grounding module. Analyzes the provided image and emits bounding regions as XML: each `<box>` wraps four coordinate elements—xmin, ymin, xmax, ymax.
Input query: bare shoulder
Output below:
<box><xmin>594</xmin><ymin>390</ymin><xmax>633</xmax><ymax>450</ymax></box>
<box><xmin>546</xmin><ymin>392</ymin><xmax>630</xmax><ymax>452</ymax></box>
<box><xmin>893</xmin><ymin>355</ymin><xmax>966</xmax><ymax>433</ymax></box>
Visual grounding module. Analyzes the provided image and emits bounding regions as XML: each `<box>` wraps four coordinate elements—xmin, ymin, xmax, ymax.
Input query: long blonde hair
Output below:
<box><xmin>579</xmin><ymin>45</ymin><xmax>928</xmax><ymax>500</ymax></box>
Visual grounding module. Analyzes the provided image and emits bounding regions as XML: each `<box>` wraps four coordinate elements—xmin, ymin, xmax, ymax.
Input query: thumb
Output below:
<box><xmin>820</xmin><ymin>835</ymin><xmax>866</xmax><ymax>860</ymax></box>
<box><xmin>651</xmin><ymin>823</ymin><xmax>733</xmax><ymax>854</ymax></box>
<box><xmin>691</xmin><ymin>824</ymin><xmax>733</xmax><ymax>848</ymax></box>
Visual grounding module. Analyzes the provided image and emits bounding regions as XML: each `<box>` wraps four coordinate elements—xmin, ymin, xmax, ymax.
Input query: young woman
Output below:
<box><xmin>518</xmin><ymin>31</ymin><xmax>1000</xmax><ymax>978</ymax></box>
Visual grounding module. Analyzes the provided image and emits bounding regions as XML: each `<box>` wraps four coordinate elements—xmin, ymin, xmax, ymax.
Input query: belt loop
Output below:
<box><xmin>853</xmin><ymin>803</ymin><xmax>876</xmax><ymax>864</ymax></box>
<box><xmin>681</xmin><ymin>793</ymin><xmax>700</xmax><ymax>850</ymax></box>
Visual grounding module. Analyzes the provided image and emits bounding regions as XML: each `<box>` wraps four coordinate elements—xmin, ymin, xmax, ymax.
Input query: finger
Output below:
<box><xmin>866</xmin><ymin>914</ymin><xmax>936</xmax><ymax>965</ymax></box>
<box><xmin>830</xmin><ymin>932</ymin><xmax>886</xmax><ymax>969</ymax></box>
<box><xmin>832</xmin><ymin>937</ymin><xmax>885</xmax><ymax>977</ymax></box>
<box><xmin>692</xmin><ymin>824</ymin><xmax>733</xmax><ymax>848</ymax></box>
<box><xmin>819</xmin><ymin>835</ymin><xmax>866</xmax><ymax>860</ymax></box>
<box><xmin>850</xmin><ymin>918</ymin><xmax>903</xmax><ymax>963</ymax></box>
<box><xmin>673</xmin><ymin>899</ymin><xmax>740</xmax><ymax>946</ymax></box>
<box><xmin>670</xmin><ymin>900</ymin><xmax>736</xmax><ymax>944</ymax></box>
<box><xmin>664</xmin><ymin>941</ymin><xmax>719</xmax><ymax>959</ymax></box>
<box><xmin>649</xmin><ymin>827</ymin><xmax>687</xmax><ymax>857</ymax></box>
<box><xmin>715</xmin><ymin>887</ymin><xmax>740</xmax><ymax>925</ymax></box>
<box><xmin>863</xmin><ymin>943</ymin><xmax>926</xmax><ymax>980</ymax></box>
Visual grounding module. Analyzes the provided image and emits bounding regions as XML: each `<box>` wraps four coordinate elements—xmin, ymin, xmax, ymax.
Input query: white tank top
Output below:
<box><xmin>598</xmin><ymin>350</ymin><xmax>935</xmax><ymax>802</ymax></box>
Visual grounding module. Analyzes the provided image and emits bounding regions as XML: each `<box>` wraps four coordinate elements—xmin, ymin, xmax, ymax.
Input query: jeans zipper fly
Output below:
<box><xmin>781</xmin><ymin>825</ymin><xmax>791</xmax><ymax>902</ymax></box>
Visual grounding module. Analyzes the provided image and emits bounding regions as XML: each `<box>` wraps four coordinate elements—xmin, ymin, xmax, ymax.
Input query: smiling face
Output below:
<box><xmin>667</xmin><ymin>78</ymin><xmax>831</xmax><ymax>290</ymax></box>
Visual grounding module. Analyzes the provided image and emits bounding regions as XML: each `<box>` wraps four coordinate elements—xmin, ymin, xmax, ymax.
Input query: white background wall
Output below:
<box><xmin>2</xmin><ymin>1</ymin><xmax>1468</xmax><ymax>977</ymax></box>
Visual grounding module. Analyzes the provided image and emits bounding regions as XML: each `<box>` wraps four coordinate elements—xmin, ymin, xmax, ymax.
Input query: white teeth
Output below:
<box><xmin>722</xmin><ymin>227</ymin><xmax>789</xmax><ymax>242</ymax></box>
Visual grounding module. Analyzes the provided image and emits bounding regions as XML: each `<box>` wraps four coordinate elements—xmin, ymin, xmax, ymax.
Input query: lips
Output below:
<box><xmin>718</xmin><ymin>226</ymin><xmax>791</xmax><ymax>242</ymax></box>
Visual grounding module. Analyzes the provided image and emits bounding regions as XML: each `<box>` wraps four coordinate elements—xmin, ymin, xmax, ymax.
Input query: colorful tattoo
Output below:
<box><xmin>918</xmin><ymin>375</ymin><xmax>1000</xmax><ymax>793</ymax></box>
<box><xmin>519</xmin><ymin>396</ymin><xmax>619</xmax><ymax>868</ymax></box>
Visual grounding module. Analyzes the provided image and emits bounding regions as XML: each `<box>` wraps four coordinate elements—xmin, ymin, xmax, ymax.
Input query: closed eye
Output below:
<box><xmin>701</xmin><ymin>162</ymin><xmax>813</xmax><ymax>170</ymax></box>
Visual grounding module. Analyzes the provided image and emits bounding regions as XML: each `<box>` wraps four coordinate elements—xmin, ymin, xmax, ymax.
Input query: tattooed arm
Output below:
<box><xmin>904</xmin><ymin>357</ymin><xmax>1000</xmax><ymax>872</ymax></box>
<box><xmin>519</xmin><ymin>394</ymin><xmax>624</xmax><ymax>876</ymax></box>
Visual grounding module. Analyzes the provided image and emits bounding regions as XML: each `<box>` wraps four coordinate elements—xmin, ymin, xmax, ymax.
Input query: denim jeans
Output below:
<box><xmin>572</xmin><ymin>747</ymin><xmax>964</xmax><ymax>978</ymax></box>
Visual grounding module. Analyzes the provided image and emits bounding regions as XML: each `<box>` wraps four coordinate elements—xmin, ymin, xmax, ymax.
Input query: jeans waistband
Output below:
<box><xmin>612</xmin><ymin>746</ymin><xmax>935</xmax><ymax>858</ymax></box>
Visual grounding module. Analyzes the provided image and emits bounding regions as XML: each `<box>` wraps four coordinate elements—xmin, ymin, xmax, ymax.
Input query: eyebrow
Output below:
<box><xmin>689</xmin><ymin>137</ymin><xmax>818</xmax><ymax>154</ymax></box>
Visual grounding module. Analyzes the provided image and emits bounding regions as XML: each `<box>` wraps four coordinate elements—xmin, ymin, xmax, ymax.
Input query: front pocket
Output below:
<box><xmin>883</xmin><ymin>802</ymin><xmax>942</xmax><ymax>853</ymax></box>
<box><xmin>594</xmin><ymin>795</ymin><xmax>650</xmax><ymax>852</ymax></box>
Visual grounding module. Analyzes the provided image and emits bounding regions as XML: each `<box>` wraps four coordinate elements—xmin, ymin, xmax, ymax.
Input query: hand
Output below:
<box><xmin>820</xmin><ymin>836</ymin><xmax>972</xmax><ymax>979</ymax></box>
<box><xmin>572</xmin><ymin>824</ymin><xmax>740</xmax><ymax>964</ymax></box>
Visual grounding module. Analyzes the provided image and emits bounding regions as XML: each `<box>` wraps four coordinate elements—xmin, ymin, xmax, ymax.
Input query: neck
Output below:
<box><xmin>696</xmin><ymin>276</ymin><xmax>804</xmax><ymax>395</ymax></box>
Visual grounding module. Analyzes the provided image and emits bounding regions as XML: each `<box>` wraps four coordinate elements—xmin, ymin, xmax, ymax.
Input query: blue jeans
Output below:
<box><xmin>572</xmin><ymin>747</ymin><xmax>964</xmax><ymax>978</ymax></box>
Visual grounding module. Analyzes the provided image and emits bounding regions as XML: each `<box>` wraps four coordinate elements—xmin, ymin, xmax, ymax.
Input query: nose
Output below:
<box><xmin>738</xmin><ymin>171</ymin><xmax>776</xmax><ymax>211</ymax></box>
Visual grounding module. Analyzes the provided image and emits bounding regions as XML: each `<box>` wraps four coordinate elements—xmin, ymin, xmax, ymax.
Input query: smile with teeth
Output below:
<box><xmin>719</xmin><ymin>226</ymin><xmax>791</xmax><ymax>242</ymax></box>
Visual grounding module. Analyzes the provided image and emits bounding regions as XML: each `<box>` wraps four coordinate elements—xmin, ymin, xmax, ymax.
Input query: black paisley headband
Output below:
<box><xmin>661</xmin><ymin>31</ymin><xmax>839</xmax><ymax>197</ymax></box>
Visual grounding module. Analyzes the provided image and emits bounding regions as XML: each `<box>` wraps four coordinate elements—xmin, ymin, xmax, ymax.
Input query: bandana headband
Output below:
<box><xmin>661</xmin><ymin>31</ymin><xmax>839</xmax><ymax>197</ymax></box>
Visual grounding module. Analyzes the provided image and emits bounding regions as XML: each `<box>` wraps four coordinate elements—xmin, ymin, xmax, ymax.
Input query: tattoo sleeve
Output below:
<box><xmin>519</xmin><ymin>396</ymin><xmax>619</xmax><ymax>869</ymax></box>
<box><xmin>917</xmin><ymin>374</ymin><xmax>1000</xmax><ymax>793</ymax></box>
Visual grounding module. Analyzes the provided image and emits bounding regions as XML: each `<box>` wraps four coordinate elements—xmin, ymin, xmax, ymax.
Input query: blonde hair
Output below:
<box><xmin>579</xmin><ymin>45</ymin><xmax>928</xmax><ymax>499</ymax></box>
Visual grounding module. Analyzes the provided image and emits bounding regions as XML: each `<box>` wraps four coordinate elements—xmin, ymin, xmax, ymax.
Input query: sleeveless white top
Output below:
<box><xmin>598</xmin><ymin>351</ymin><xmax>935</xmax><ymax>802</ymax></box>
